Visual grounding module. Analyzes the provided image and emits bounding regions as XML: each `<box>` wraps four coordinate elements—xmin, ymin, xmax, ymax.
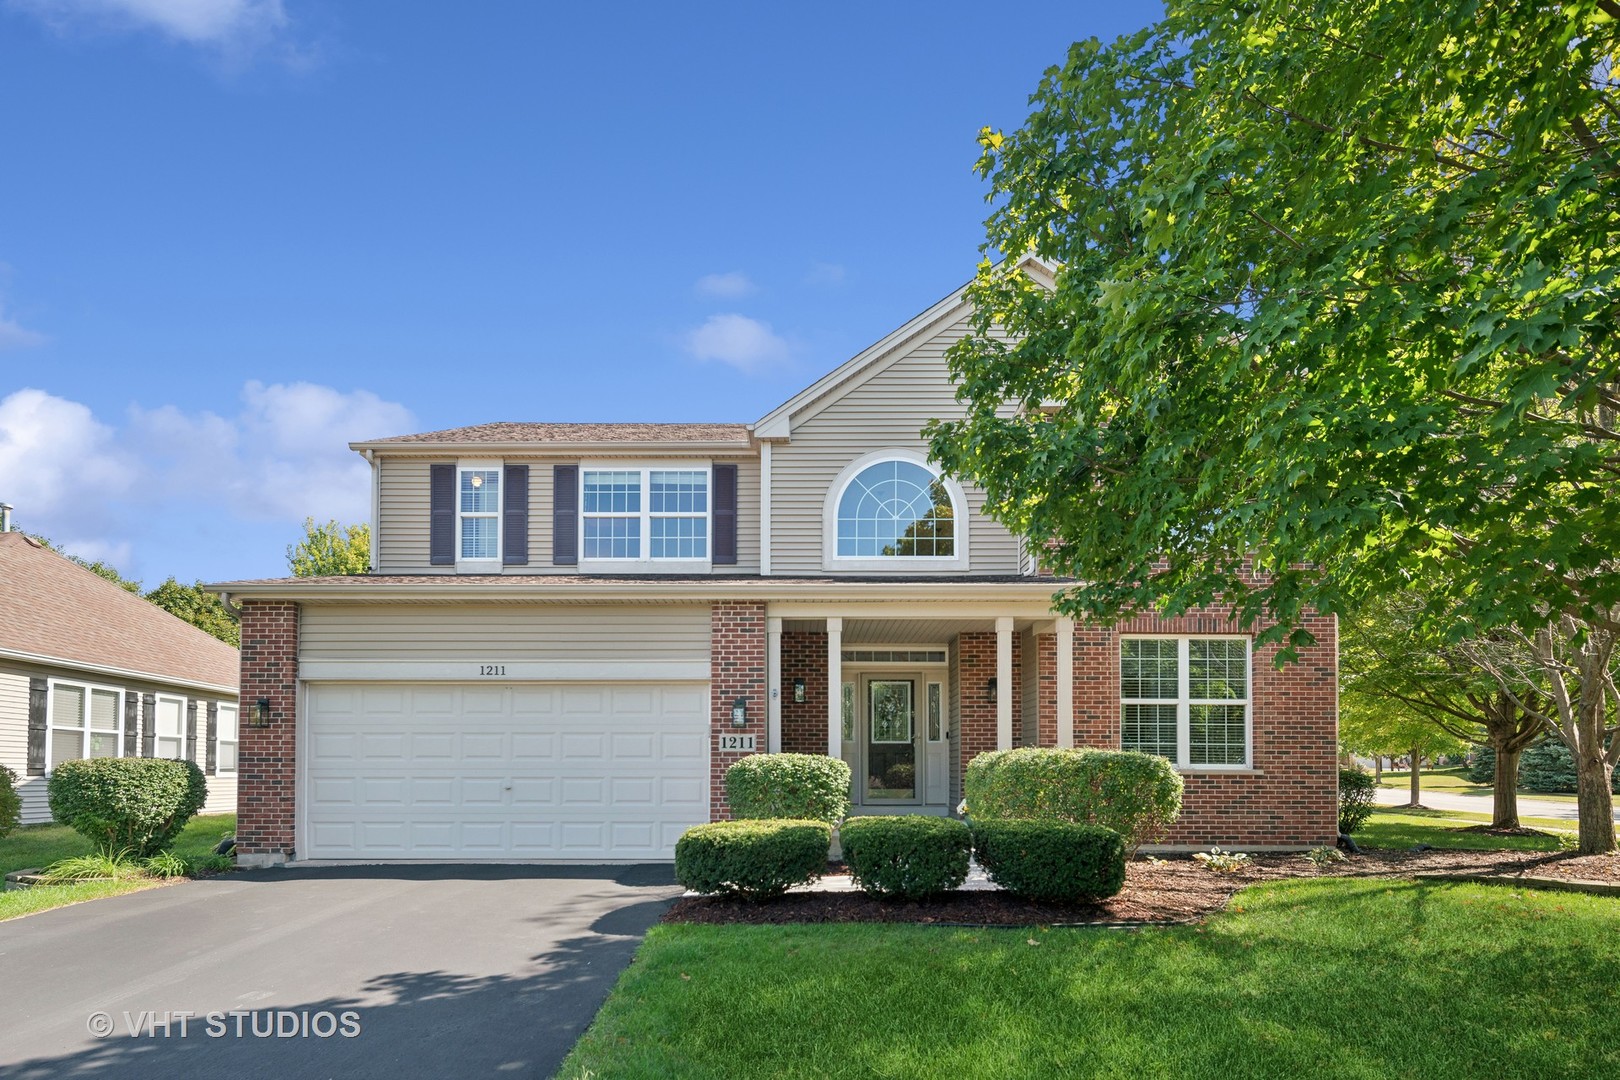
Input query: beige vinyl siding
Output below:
<box><xmin>299</xmin><ymin>604</ymin><xmax>710</xmax><ymax>663</ymax></box>
<box><xmin>189</xmin><ymin>698</ymin><xmax>238</xmax><ymax>817</ymax></box>
<box><xmin>769</xmin><ymin>313</ymin><xmax>1024</xmax><ymax>575</ymax></box>
<box><xmin>0</xmin><ymin>665</ymin><xmax>48</xmax><ymax>825</ymax></box>
<box><xmin>377</xmin><ymin>455</ymin><xmax>758</xmax><ymax>574</ymax></box>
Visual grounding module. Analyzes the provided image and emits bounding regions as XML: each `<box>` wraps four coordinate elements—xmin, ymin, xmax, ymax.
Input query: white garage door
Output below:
<box><xmin>303</xmin><ymin>682</ymin><xmax>709</xmax><ymax>861</ymax></box>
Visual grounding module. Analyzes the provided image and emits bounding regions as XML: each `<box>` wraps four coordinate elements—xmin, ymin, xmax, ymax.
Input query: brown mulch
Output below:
<box><xmin>663</xmin><ymin>848</ymin><xmax>1620</xmax><ymax>928</ymax></box>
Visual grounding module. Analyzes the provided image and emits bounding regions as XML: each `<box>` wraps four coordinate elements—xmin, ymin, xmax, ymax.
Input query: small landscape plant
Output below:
<box><xmin>143</xmin><ymin>851</ymin><xmax>189</xmax><ymax>879</ymax></box>
<box><xmin>726</xmin><ymin>754</ymin><xmax>851</xmax><ymax>824</ymax></box>
<box><xmin>1191</xmin><ymin>847</ymin><xmax>1251</xmax><ymax>873</ymax></box>
<box><xmin>38</xmin><ymin>850</ymin><xmax>145</xmax><ymax>884</ymax></box>
<box><xmin>1305</xmin><ymin>846</ymin><xmax>1346</xmax><ymax>867</ymax></box>
<box><xmin>1338</xmin><ymin>767</ymin><xmax>1378</xmax><ymax>835</ymax></box>
<box><xmin>963</xmin><ymin>747</ymin><xmax>1182</xmax><ymax>851</ymax></box>
<box><xmin>970</xmin><ymin>819</ymin><xmax>1126</xmax><ymax>903</ymax></box>
<box><xmin>47</xmin><ymin>757</ymin><xmax>207</xmax><ymax>858</ymax></box>
<box><xmin>188</xmin><ymin>853</ymin><xmax>237</xmax><ymax>875</ymax></box>
<box><xmin>674</xmin><ymin>819</ymin><xmax>831</xmax><ymax>900</ymax></box>
<box><xmin>839</xmin><ymin>815</ymin><xmax>971</xmax><ymax>900</ymax></box>
<box><xmin>0</xmin><ymin>763</ymin><xmax>21</xmax><ymax>842</ymax></box>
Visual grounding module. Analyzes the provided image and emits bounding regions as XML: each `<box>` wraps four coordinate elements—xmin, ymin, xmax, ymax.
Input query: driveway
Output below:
<box><xmin>0</xmin><ymin>864</ymin><xmax>683</xmax><ymax>1079</ymax></box>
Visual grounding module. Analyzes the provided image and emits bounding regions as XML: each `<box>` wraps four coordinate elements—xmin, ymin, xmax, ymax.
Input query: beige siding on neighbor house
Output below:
<box><xmin>769</xmin><ymin>313</ymin><xmax>1024</xmax><ymax>575</ymax></box>
<box><xmin>375</xmin><ymin>455</ymin><xmax>759</xmax><ymax>575</ymax></box>
<box><xmin>299</xmin><ymin>604</ymin><xmax>711</xmax><ymax>663</ymax></box>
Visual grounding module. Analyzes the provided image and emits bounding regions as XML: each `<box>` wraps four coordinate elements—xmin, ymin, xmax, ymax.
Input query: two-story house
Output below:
<box><xmin>214</xmin><ymin>259</ymin><xmax>1338</xmax><ymax>866</ymax></box>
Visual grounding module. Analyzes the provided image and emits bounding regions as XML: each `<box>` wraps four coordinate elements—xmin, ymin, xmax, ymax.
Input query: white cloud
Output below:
<box><xmin>684</xmin><ymin>313</ymin><xmax>793</xmax><ymax>373</ymax></box>
<box><xmin>0</xmin><ymin>388</ymin><xmax>139</xmax><ymax>550</ymax></box>
<box><xmin>805</xmin><ymin>262</ymin><xmax>846</xmax><ymax>287</ymax></box>
<box><xmin>0</xmin><ymin>309</ymin><xmax>46</xmax><ymax>350</ymax></box>
<box><xmin>694</xmin><ymin>272</ymin><xmax>757</xmax><ymax>299</ymax></box>
<box><xmin>9</xmin><ymin>0</ymin><xmax>297</xmax><ymax>58</ymax></box>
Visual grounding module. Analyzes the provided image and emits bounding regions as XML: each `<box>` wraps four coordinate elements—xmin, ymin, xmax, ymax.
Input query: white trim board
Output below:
<box><xmin>297</xmin><ymin>659</ymin><xmax>710</xmax><ymax>682</ymax></box>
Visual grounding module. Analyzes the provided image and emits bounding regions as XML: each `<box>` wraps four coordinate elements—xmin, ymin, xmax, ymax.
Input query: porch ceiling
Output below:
<box><xmin>781</xmin><ymin>617</ymin><xmax>1004</xmax><ymax>643</ymax></box>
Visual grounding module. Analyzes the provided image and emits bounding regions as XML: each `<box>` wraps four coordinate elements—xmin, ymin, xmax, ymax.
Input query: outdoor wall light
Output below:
<box><xmin>251</xmin><ymin>697</ymin><xmax>272</xmax><ymax>728</ymax></box>
<box><xmin>985</xmin><ymin>678</ymin><xmax>998</xmax><ymax>704</ymax></box>
<box><xmin>793</xmin><ymin>678</ymin><xmax>806</xmax><ymax>703</ymax></box>
<box><xmin>731</xmin><ymin>697</ymin><xmax>748</xmax><ymax>727</ymax></box>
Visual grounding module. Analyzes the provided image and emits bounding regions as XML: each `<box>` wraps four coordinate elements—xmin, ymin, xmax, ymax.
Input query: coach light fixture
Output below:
<box><xmin>731</xmin><ymin>697</ymin><xmax>748</xmax><ymax>727</ymax></box>
<box><xmin>985</xmin><ymin>678</ymin><xmax>998</xmax><ymax>704</ymax></box>
<box><xmin>793</xmin><ymin>678</ymin><xmax>806</xmax><ymax>703</ymax></box>
<box><xmin>252</xmin><ymin>698</ymin><xmax>272</xmax><ymax>728</ymax></box>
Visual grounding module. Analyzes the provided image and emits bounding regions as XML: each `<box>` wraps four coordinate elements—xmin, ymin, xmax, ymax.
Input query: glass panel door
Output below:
<box><xmin>865</xmin><ymin>679</ymin><xmax>916</xmax><ymax>801</ymax></box>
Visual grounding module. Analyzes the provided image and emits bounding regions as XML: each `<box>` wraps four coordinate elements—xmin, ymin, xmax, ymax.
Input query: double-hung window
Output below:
<box><xmin>582</xmin><ymin>467</ymin><xmax>709</xmax><ymax>562</ymax></box>
<box><xmin>458</xmin><ymin>466</ymin><xmax>501</xmax><ymax>562</ymax></box>
<box><xmin>1121</xmin><ymin>637</ymin><xmax>1250</xmax><ymax>768</ymax></box>
<box><xmin>154</xmin><ymin>694</ymin><xmax>187</xmax><ymax>760</ymax></box>
<box><xmin>48</xmin><ymin>681</ymin><xmax>123</xmax><ymax>770</ymax></box>
<box><xmin>217</xmin><ymin>704</ymin><xmax>239</xmax><ymax>773</ymax></box>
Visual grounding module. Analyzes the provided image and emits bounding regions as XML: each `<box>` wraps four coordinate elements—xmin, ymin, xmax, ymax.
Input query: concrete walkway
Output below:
<box><xmin>1374</xmin><ymin>785</ymin><xmax>1620</xmax><ymax>823</ymax></box>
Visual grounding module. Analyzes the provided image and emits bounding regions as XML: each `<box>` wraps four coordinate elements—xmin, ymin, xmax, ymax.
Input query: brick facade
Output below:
<box><xmin>780</xmin><ymin>630</ymin><xmax>829</xmax><ymax>755</ymax></box>
<box><xmin>709</xmin><ymin>601</ymin><xmax>768</xmax><ymax>820</ymax></box>
<box><xmin>954</xmin><ymin>630</ymin><xmax>1021</xmax><ymax>800</ymax></box>
<box><xmin>236</xmin><ymin>599</ymin><xmax>299</xmax><ymax>863</ymax></box>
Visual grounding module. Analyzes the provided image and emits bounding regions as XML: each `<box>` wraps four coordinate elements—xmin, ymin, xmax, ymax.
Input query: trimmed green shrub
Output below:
<box><xmin>1464</xmin><ymin>745</ymin><xmax>1496</xmax><ymax>786</ymax></box>
<box><xmin>47</xmin><ymin>758</ymin><xmax>207</xmax><ymax>857</ymax></box>
<box><xmin>970</xmin><ymin>819</ymin><xmax>1126</xmax><ymax>903</ymax></box>
<box><xmin>1519</xmin><ymin>740</ymin><xmax>1620</xmax><ymax>794</ymax></box>
<box><xmin>674</xmin><ymin>819</ymin><xmax>831</xmax><ymax>900</ymax></box>
<box><xmin>726</xmin><ymin>754</ymin><xmax>851</xmax><ymax>824</ymax></box>
<box><xmin>840</xmin><ymin>815</ymin><xmax>971</xmax><ymax>899</ymax></box>
<box><xmin>962</xmin><ymin>747</ymin><xmax>1182</xmax><ymax>850</ymax></box>
<box><xmin>1338</xmin><ymin>767</ymin><xmax>1377</xmax><ymax>834</ymax></box>
<box><xmin>0</xmin><ymin>763</ymin><xmax>21</xmax><ymax>842</ymax></box>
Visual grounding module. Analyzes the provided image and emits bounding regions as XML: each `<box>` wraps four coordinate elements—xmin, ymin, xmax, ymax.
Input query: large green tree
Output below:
<box><xmin>144</xmin><ymin>578</ymin><xmax>241</xmax><ymax>647</ymax></box>
<box><xmin>287</xmin><ymin>518</ymin><xmax>371</xmax><ymax>577</ymax></box>
<box><xmin>928</xmin><ymin>0</ymin><xmax>1620</xmax><ymax>851</ymax></box>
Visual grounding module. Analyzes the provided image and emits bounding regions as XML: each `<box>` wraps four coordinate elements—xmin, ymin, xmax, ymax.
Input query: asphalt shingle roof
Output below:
<box><xmin>362</xmin><ymin>422</ymin><xmax>753</xmax><ymax>446</ymax></box>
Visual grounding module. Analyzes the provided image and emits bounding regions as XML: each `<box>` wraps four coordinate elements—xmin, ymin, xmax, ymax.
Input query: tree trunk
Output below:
<box><xmin>1373</xmin><ymin>756</ymin><xmax>1382</xmax><ymax>783</ymax></box>
<box><xmin>1408</xmin><ymin>748</ymin><xmax>1423</xmax><ymax>809</ymax></box>
<box><xmin>1574</xmin><ymin>751</ymin><xmax>1617</xmax><ymax>855</ymax></box>
<box><xmin>1491</xmin><ymin>745</ymin><xmax>1522</xmax><ymax>829</ymax></box>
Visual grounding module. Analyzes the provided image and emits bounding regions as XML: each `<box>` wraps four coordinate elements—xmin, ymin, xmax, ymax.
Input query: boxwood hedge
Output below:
<box><xmin>963</xmin><ymin>747</ymin><xmax>1182</xmax><ymax>850</ymax></box>
<box><xmin>674</xmin><ymin>819</ymin><xmax>831</xmax><ymax>900</ymax></box>
<box><xmin>970</xmin><ymin>819</ymin><xmax>1127</xmax><ymax>903</ymax></box>
<box><xmin>839</xmin><ymin>815</ymin><xmax>971</xmax><ymax>899</ymax></box>
<box><xmin>726</xmin><ymin>754</ymin><xmax>851</xmax><ymax>824</ymax></box>
<box><xmin>47</xmin><ymin>757</ymin><xmax>207</xmax><ymax>857</ymax></box>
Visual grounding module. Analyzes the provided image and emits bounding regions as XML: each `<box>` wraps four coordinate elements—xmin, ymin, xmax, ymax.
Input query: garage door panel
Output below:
<box><xmin>305</xmin><ymin>682</ymin><xmax>709</xmax><ymax>860</ymax></box>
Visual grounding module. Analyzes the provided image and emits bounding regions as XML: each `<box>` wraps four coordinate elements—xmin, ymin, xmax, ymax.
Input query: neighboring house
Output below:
<box><xmin>214</xmin><ymin>258</ymin><xmax>1338</xmax><ymax>866</ymax></box>
<box><xmin>0</xmin><ymin>531</ymin><xmax>240</xmax><ymax>823</ymax></box>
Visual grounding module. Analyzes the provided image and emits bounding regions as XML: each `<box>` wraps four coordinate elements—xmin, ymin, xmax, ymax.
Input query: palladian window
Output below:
<box><xmin>835</xmin><ymin>459</ymin><xmax>956</xmax><ymax>558</ymax></box>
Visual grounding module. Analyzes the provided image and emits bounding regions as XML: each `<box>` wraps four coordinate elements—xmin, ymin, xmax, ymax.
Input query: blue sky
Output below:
<box><xmin>0</xmin><ymin>0</ymin><xmax>1161</xmax><ymax>585</ymax></box>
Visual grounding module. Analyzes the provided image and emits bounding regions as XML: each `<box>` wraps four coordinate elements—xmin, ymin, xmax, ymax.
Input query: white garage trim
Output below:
<box><xmin>296</xmin><ymin>680</ymin><xmax>710</xmax><ymax>863</ymax></box>
<box><xmin>298</xmin><ymin>660</ymin><xmax>709</xmax><ymax>682</ymax></box>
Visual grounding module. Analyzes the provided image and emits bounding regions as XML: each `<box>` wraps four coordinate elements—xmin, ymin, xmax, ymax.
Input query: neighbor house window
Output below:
<box><xmin>458</xmin><ymin>467</ymin><xmax>501</xmax><ymax>561</ymax></box>
<box><xmin>153</xmin><ymin>694</ymin><xmax>186</xmax><ymax>760</ymax></box>
<box><xmin>217</xmin><ymin>703</ymin><xmax>239</xmax><ymax>773</ymax></box>
<box><xmin>582</xmin><ymin>467</ymin><xmax>709</xmax><ymax>561</ymax></box>
<box><xmin>835</xmin><ymin>458</ymin><xmax>955</xmax><ymax>558</ymax></box>
<box><xmin>1120</xmin><ymin>637</ymin><xmax>1250</xmax><ymax>768</ymax></box>
<box><xmin>48</xmin><ymin>681</ymin><xmax>123</xmax><ymax>770</ymax></box>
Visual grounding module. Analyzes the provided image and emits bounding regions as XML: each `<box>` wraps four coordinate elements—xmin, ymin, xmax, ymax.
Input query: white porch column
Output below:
<box><xmin>766</xmin><ymin>616</ymin><xmax>783</xmax><ymax>753</ymax></box>
<box><xmin>996</xmin><ymin>616</ymin><xmax>1014</xmax><ymax>750</ymax></box>
<box><xmin>826</xmin><ymin>618</ymin><xmax>843</xmax><ymax>759</ymax></box>
<box><xmin>1056</xmin><ymin>617</ymin><xmax>1075</xmax><ymax>749</ymax></box>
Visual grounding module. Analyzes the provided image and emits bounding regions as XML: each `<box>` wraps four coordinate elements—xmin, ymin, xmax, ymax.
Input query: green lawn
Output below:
<box><xmin>0</xmin><ymin>813</ymin><xmax>236</xmax><ymax>922</ymax></box>
<box><xmin>1356</xmin><ymin>807</ymin><xmax>1571</xmax><ymax>852</ymax></box>
<box><xmin>1379</xmin><ymin>767</ymin><xmax>1578</xmax><ymax>806</ymax></box>
<box><xmin>560</xmin><ymin>878</ymin><xmax>1620</xmax><ymax>1079</ymax></box>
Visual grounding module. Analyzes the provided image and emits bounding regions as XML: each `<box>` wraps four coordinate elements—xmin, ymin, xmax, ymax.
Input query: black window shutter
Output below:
<box><xmin>503</xmin><ymin>464</ymin><xmax>530</xmax><ymax>566</ymax></box>
<box><xmin>430</xmin><ymin>462</ymin><xmax>455</xmax><ymax>566</ymax></box>
<box><xmin>553</xmin><ymin>464</ymin><xmax>579</xmax><ymax>566</ymax></box>
<box><xmin>206</xmin><ymin>702</ymin><xmax>218</xmax><ymax>775</ymax></box>
<box><xmin>185</xmin><ymin>700</ymin><xmax>199</xmax><ymax>764</ymax></box>
<box><xmin>123</xmin><ymin>693</ymin><xmax>139</xmax><ymax>757</ymax></box>
<box><xmin>141</xmin><ymin>693</ymin><xmax>156</xmax><ymax>758</ymax></box>
<box><xmin>27</xmin><ymin>678</ymin><xmax>46</xmax><ymax>776</ymax></box>
<box><xmin>713</xmin><ymin>463</ymin><xmax>738</xmax><ymax>565</ymax></box>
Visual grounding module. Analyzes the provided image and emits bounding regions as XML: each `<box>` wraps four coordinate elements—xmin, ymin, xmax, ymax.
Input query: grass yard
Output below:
<box><xmin>1356</xmin><ymin>807</ymin><xmax>1570</xmax><ymax>852</ymax></box>
<box><xmin>560</xmin><ymin>878</ymin><xmax>1620</xmax><ymax>1080</ymax></box>
<box><xmin>0</xmin><ymin>813</ymin><xmax>236</xmax><ymax>922</ymax></box>
<box><xmin>1379</xmin><ymin>767</ymin><xmax>1579</xmax><ymax>806</ymax></box>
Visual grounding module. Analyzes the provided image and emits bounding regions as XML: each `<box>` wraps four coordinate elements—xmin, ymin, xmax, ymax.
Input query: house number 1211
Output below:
<box><xmin>479</xmin><ymin>665</ymin><xmax>507</xmax><ymax>676</ymax></box>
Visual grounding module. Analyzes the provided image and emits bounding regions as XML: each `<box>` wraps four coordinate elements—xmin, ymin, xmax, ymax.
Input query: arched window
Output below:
<box><xmin>834</xmin><ymin>457</ymin><xmax>957</xmax><ymax>558</ymax></box>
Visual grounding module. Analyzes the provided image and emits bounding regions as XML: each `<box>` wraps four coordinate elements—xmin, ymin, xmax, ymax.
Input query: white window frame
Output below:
<box><xmin>1119</xmin><ymin>635</ymin><xmax>1252</xmax><ymax>770</ymax></box>
<box><xmin>578</xmin><ymin>462</ymin><xmax>713</xmax><ymax>569</ymax></box>
<box><xmin>216</xmin><ymin>703</ymin><xmax>239</xmax><ymax>775</ymax></box>
<box><xmin>456</xmin><ymin>461</ymin><xmax>503</xmax><ymax>569</ymax></box>
<box><xmin>823</xmin><ymin>448</ymin><xmax>970</xmax><ymax>572</ymax></box>
<box><xmin>153</xmin><ymin>693</ymin><xmax>188</xmax><ymax>761</ymax></box>
<box><xmin>45</xmin><ymin>678</ymin><xmax>125</xmax><ymax>772</ymax></box>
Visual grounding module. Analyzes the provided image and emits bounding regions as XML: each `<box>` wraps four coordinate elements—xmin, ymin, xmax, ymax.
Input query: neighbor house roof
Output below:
<box><xmin>351</xmin><ymin>422</ymin><xmax>755</xmax><ymax>452</ymax></box>
<box><xmin>0</xmin><ymin>532</ymin><xmax>238</xmax><ymax>692</ymax></box>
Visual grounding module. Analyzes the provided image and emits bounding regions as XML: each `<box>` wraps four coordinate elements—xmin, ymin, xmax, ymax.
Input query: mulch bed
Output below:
<box><xmin>663</xmin><ymin>847</ymin><xmax>1620</xmax><ymax>928</ymax></box>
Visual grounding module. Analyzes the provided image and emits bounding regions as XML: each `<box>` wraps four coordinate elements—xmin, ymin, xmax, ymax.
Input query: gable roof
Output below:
<box><xmin>352</xmin><ymin>422</ymin><xmax>754</xmax><ymax>453</ymax></box>
<box><xmin>0</xmin><ymin>532</ymin><xmax>238</xmax><ymax>693</ymax></box>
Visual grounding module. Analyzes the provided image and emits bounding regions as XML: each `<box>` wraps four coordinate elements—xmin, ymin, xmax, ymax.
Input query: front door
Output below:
<box><xmin>860</xmin><ymin>675</ymin><xmax>920</xmax><ymax>804</ymax></box>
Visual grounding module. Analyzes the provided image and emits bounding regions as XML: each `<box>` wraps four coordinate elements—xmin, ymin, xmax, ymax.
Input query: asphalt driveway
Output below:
<box><xmin>0</xmin><ymin>863</ymin><xmax>683</xmax><ymax>1079</ymax></box>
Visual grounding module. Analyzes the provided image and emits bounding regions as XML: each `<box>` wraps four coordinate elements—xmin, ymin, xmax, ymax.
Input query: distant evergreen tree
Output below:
<box><xmin>1465</xmin><ymin>746</ymin><xmax>1497</xmax><ymax>787</ymax></box>
<box><xmin>1520</xmin><ymin>741</ymin><xmax>1620</xmax><ymax>795</ymax></box>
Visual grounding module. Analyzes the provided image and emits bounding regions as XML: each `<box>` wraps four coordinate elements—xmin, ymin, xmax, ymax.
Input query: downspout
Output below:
<box><xmin>364</xmin><ymin>448</ymin><xmax>380</xmax><ymax>573</ymax></box>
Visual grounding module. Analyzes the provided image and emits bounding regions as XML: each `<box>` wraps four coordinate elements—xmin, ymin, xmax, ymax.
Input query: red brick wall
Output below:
<box><xmin>1036</xmin><ymin>632</ymin><xmax>1057</xmax><ymax>747</ymax></box>
<box><xmin>237</xmin><ymin>600</ymin><xmax>298</xmax><ymax>860</ymax></box>
<box><xmin>710</xmin><ymin>601</ymin><xmax>767</xmax><ymax>820</ymax></box>
<box><xmin>955</xmin><ymin>631</ymin><xmax>1021</xmax><ymax>790</ymax></box>
<box><xmin>780</xmin><ymin>631</ymin><xmax>828</xmax><ymax>755</ymax></box>
<box><xmin>1067</xmin><ymin>610</ymin><xmax>1339</xmax><ymax>848</ymax></box>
